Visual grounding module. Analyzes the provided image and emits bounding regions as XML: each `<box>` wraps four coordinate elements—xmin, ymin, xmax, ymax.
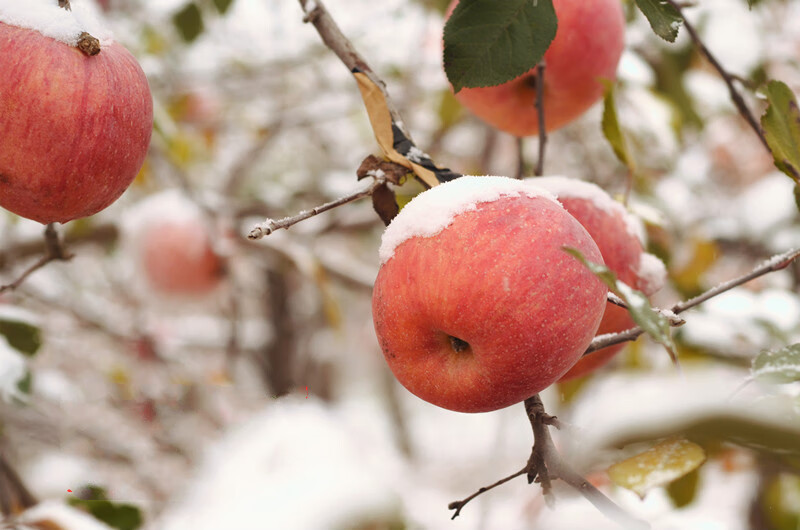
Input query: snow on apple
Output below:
<box><xmin>373</xmin><ymin>175</ymin><xmax>608</xmax><ymax>413</ymax></box>
<box><xmin>0</xmin><ymin>0</ymin><xmax>152</xmax><ymax>224</ymax></box>
<box><xmin>530</xmin><ymin>176</ymin><xmax>666</xmax><ymax>380</ymax></box>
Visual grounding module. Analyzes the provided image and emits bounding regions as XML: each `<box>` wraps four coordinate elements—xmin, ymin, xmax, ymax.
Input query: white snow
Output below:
<box><xmin>528</xmin><ymin>176</ymin><xmax>644</xmax><ymax>241</ymax></box>
<box><xmin>378</xmin><ymin>176</ymin><xmax>558</xmax><ymax>264</ymax></box>
<box><xmin>157</xmin><ymin>397</ymin><xmax>404</xmax><ymax>530</ymax></box>
<box><xmin>528</xmin><ymin>176</ymin><xmax>667</xmax><ymax>295</ymax></box>
<box><xmin>637</xmin><ymin>252</ymin><xmax>667</xmax><ymax>296</ymax></box>
<box><xmin>0</xmin><ymin>0</ymin><xmax>112</xmax><ymax>47</ymax></box>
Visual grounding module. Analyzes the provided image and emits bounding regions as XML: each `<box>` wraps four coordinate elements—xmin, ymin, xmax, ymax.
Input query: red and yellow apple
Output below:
<box><xmin>0</xmin><ymin>7</ymin><xmax>152</xmax><ymax>224</ymax></box>
<box><xmin>531</xmin><ymin>177</ymin><xmax>666</xmax><ymax>380</ymax></box>
<box><xmin>140</xmin><ymin>221</ymin><xmax>224</xmax><ymax>296</ymax></box>
<box><xmin>445</xmin><ymin>0</ymin><xmax>625</xmax><ymax>137</ymax></box>
<box><xmin>372</xmin><ymin>176</ymin><xmax>608</xmax><ymax>413</ymax></box>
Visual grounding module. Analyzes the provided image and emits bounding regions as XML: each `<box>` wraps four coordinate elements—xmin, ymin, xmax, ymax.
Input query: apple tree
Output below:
<box><xmin>0</xmin><ymin>0</ymin><xmax>800</xmax><ymax>528</ymax></box>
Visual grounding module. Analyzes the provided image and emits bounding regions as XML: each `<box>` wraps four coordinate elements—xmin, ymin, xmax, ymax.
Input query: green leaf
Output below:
<box><xmin>0</xmin><ymin>318</ymin><xmax>42</xmax><ymax>357</ymax></box>
<box><xmin>212</xmin><ymin>0</ymin><xmax>234</xmax><ymax>14</ymax></box>
<box><xmin>601</xmin><ymin>81</ymin><xmax>635</xmax><ymax>171</ymax></box>
<box><xmin>16</xmin><ymin>370</ymin><xmax>32</xmax><ymax>396</ymax></box>
<box><xmin>761</xmin><ymin>80</ymin><xmax>800</xmax><ymax>181</ymax></box>
<box><xmin>634</xmin><ymin>0</ymin><xmax>683</xmax><ymax>43</ymax></box>
<box><xmin>443</xmin><ymin>0</ymin><xmax>557</xmax><ymax>92</ymax></box>
<box><xmin>68</xmin><ymin>486</ymin><xmax>143</xmax><ymax>530</ymax></box>
<box><xmin>762</xmin><ymin>474</ymin><xmax>800</xmax><ymax>530</ymax></box>
<box><xmin>564</xmin><ymin>247</ymin><xmax>678</xmax><ymax>363</ymax></box>
<box><xmin>608</xmin><ymin>438</ymin><xmax>706</xmax><ymax>498</ymax></box>
<box><xmin>173</xmin><ymin>2</ymin><xmax>204</xmax><ymax>43</ymax></box>
<box><xmin>667</xmin><ymin>468</ymin><xmax>700</xmax><ymax>508</ymax></box>
<box><xmin>606</xmin><ymin>408</ymin><xmax>800</xmax><ymax>458</ymax></box>
<box><xmin>752</xmin><ymin>344</ymin><xmax>800</xmax><ymax>384</ymax></box>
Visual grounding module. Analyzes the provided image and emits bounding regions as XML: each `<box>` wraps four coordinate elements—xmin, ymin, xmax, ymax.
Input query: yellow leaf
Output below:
<box><xmin>608</xmin><ymin>438</ymin><xmax>707</xmax><ymax>497</ymax></box>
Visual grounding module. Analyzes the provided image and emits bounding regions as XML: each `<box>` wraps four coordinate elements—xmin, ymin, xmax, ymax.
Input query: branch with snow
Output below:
<box><xmin>247</xmin><ymin>171</ymin><xmax>389</xmax><ymax>240</ymax></box>
<box><xmin>583</xmin><ymin>247</ymin><xmax>800</xmax><ymax>356</ymax></box>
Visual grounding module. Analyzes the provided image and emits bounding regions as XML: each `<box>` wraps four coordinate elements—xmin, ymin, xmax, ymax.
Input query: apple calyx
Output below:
<box><xmin>449</xmin><ymin>336</ymin><xmax>470</xmax><ymax>354</ymax></box>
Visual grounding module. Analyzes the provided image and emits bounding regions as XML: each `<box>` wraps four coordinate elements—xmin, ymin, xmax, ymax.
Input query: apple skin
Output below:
<box><xmin>372</xmin><ymin>184</ymin><xmax>607</xmax><ymax>413</ymax></box>
<box><xmin>446</xmin><ymin>0</ymin><xmax>625</xmax><ymax>137</ymax></box>
<box><xmin>140</xmin><ymin>221</ymin><xmax>224</xmax><ymax>296</ymax></box>
<box><xmin>0</xmin><ymin>22</ymin><xmax>153</xmax><ymax>224</ymax></box>
<box><xmin>531</xmin><ymin>177</ymin><xmax>666</xmax><ymax>381</ymax></box>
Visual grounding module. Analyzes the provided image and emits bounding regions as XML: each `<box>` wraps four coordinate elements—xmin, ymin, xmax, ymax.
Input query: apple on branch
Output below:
<box><xmin>372</xmin><ymin>176</ymin><xmax>608</xmax><ymax>413</ymax></box>
<box><xmin>530</xmin><ymin>176</ymin><xmax>667</xmax><ymax>380</ymax></box>
<box><xmin>445</xmin><ymin>0</ymin><xmax>625</xmax><ymax>137</ymax></box>
<box><xmin>0</xmin><ymin>0</ymin><xmax>153</xmax><ymax>224</ymax></box>
<box><xmin>123</xmin><ymin>191</ymin><xmax>226</xmax><ymax>298</ymax></box>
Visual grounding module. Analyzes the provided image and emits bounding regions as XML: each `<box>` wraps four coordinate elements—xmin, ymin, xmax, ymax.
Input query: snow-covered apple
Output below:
<box><xmin>0</xmin><ymin>1</ymin><xmax>153</xmax><ymax>224</ymax></box>
<box><xmin>372</xmin><ymin>176</ymin><xmax>608</xmax><ymax>413</ymax></box>
<box><xmin>531</xmin><ymin>177</ymin><xmax>666</xmax><ymax>380</ymax></box>
<box><xmin>445</xmin><ymin>0</ymin><xmax>625</xmax><ymax>137</ymax></box>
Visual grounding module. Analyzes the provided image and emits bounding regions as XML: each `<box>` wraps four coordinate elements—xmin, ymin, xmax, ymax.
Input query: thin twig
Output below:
<box><xmin>672</xmin><ymin>247</ymin><xmax>800</xmax><ymax>313</ymax></box>
<box><xmin>0</xmin><ymin>224</ymin><xmax>74</xmax><ymax>293</ymax></box>
<box><xmin>583</xmin><ymin>247</ymin><xmax>800</xmax><ymax>356</ymax></box>
<box><xmin>247</xmin><ymin>175</ymin><xmax>387</xmax><ymax>240</ymax></box>
<box><xmin>448</xmin><ymin>468</ymin><xmax>527</xmax><ymax>518</ymax></box>
<box><xmin>451</xmin><ymin>395</ymin><xmax>649</xmax><ymax>529</ymax></box>
<box><xmin>534</xmin><ymin>62</ymin><xmax>547</xmax><ymax>176</ymax></box>
<box><xmin>664</xmin><ymin>0</ymin><xmax>770</xmax><ymax>152</ymax></box>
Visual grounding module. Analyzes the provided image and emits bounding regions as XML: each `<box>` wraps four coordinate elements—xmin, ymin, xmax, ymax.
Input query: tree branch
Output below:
<box><xmin>450</xmin><ymin>395</ymin><xmax>649</xmax><ymax>529</ymax></box>
<box><xmin>247</xmin><ymin>172</ymin><xmax>388</xmax><ymax>240</ymax></box>
<box><xmin>297</xmin><ymin>0</ymin><xmax>414</xmax><ymax>143</ymax></box>
<box><xmin>583</xmin><ymin>247</ymin><xmax>800</xmax><ymax>356</ymax></box>
<box><xmin>0</xmin><ymin>224</ymin><xmax>74</xmax><ymax>294</ymax></box>
<box><xmin>664</xmin><ymin>0</ymin><xmax>770</xmax><ymax>152</ymax></box>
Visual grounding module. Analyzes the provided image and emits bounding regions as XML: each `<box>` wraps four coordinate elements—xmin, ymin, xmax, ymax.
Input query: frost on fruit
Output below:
<box><xmin>637</xmin><ymin>251</ymin><xmax>667</xmax><ymax>296</ymax></box>
<box><xmin>0</xmin><ymin>0</ymin><xmax>113</xmax><ymax>47</ymax></box>
<box><xmin>530</xmin><ymin>175</ymin><xmax>666</xmax><ymax>295</ymax></box>
<box><xmin>529</xmin><ymin>176</ymin><xmax>643</xmax><ymax>240</ymax></box>
<box><xmin>378</xmin><ymin>176</ymin><xmax>559</xmax><ymax>264</ymax></box>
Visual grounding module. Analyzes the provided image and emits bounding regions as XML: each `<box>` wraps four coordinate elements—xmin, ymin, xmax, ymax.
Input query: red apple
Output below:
<box><xmin>372</xmin><ymin>176</ymin><xmax>607</xmax><ymax>413</ymax></box>
<box><xmin>531</xmin><ymin>177</ymin><xmax>666</xmax><ymax>380</ymax></box>
<box><xmin>0</xmin><ymin>10</ymin><xmax>152</xmax><ymax>224</ymax></box>
<box><xmin>140</xmin><ymin>220</ymin><xmax>224</xmax><ymax>296</ymax></box>
<box><xmin>446</xmin><ymin>0</ymin><xmax>625</xmax><ymax>137</ymax></box>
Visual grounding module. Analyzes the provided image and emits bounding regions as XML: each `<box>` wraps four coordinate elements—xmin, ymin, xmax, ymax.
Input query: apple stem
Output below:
<box><xmin>77</xmin><ymin>32</ymin><xmax>102</xmax><ymax>56</ymax></box>
<box><xmin>534</xmin><ymin>62</ymin><xmax>547</xmax><ymax>177</ymax></box>
<box><xmin>0</xmin><ymin>224</ymin><xmax>74</xmax><ymax>294</ymax></box>
<box><xmin>57</xmin><ymin>0</ymin><xmax>102</xmax><ymax>56</ymax></box>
